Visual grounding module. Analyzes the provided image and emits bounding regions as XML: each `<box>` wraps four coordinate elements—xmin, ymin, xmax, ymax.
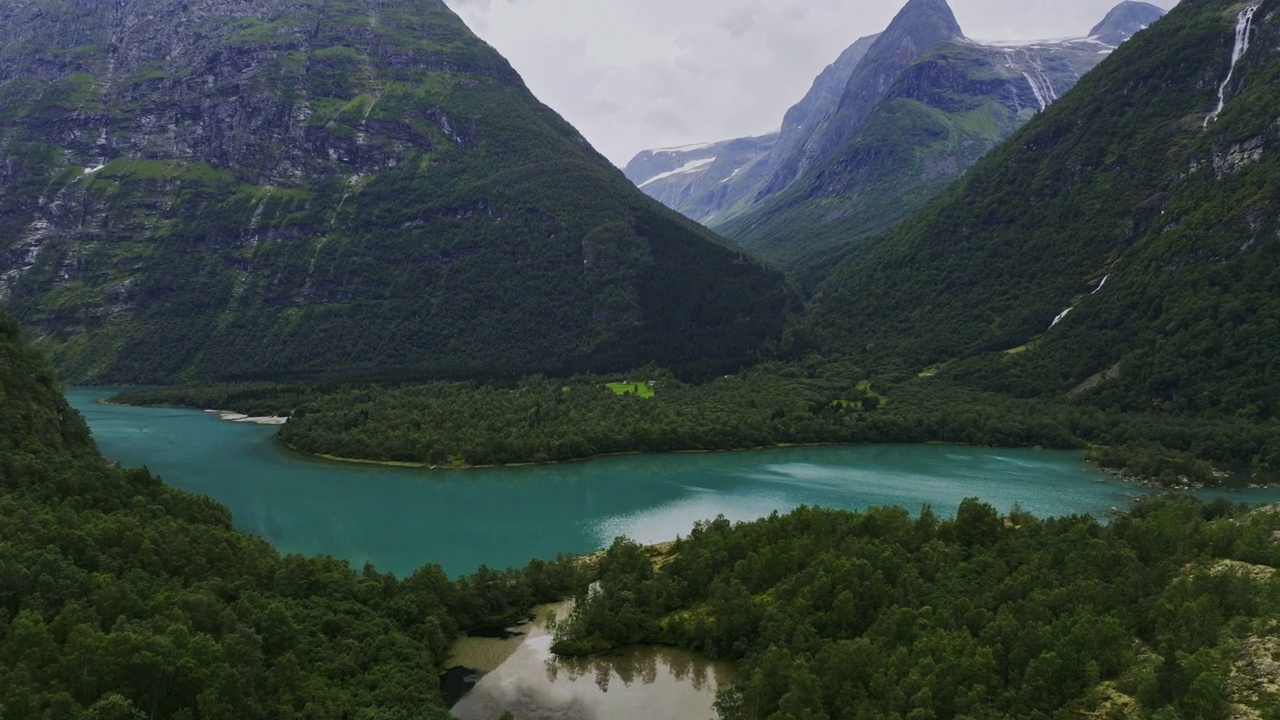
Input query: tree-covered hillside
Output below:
<box><xmin>803</xmin><ymin>0</ymin><xmax>1280</xmax><ymax>417</ymax></box>
<box><xmin>0</xmin><ymin>0</ymin><xmax>795</xmax><ymax>384</ymax></box>
<box><xmin>0</xmin><ymin>309</ymin><xmax>586</xmax><ymax>718</ymax></box>
<box><xmin>554</xmin><ymin>499</ymin><xmax>1280</xmax><ymax>720</ymax></box>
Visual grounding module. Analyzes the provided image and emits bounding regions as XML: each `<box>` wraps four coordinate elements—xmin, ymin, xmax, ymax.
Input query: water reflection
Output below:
<box><xmin>451</xmin><ymin>603</ymin><xmax>732</xmax><ymax>720</ymax></box>
<box><xmin>548</xmin><ymin>645</ymin><xmax>721</xmax><ymax>696</ymax></box>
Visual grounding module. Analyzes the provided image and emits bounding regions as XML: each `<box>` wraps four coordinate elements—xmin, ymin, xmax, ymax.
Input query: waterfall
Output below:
<box><xmin>1205</xmin><ymin>3</ymin><xmax>1262</xmax><ymax>127</ymax></box>
<box><xmin>1023</xmin><ymin>72</ymin><xmax>1050</xmax><ymax>111</ymax></box>
<box><xmin>1049</xmin><ymin>275</ymin><xmax>1111</xmax><ymax>330</ymax></box>
<box><xmin>1024</xmin><ymin>51</ymin><xmax>1058</xmax><ymax>103</ymax></box>
<box><xmin>1011</xmin><ymin>50</ymin><xmax>1057</xmax><ymax>113</ymax></box>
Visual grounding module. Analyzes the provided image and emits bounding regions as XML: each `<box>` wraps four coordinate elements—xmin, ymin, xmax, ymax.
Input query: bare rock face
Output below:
<box><xmin>1230</xmin><ymin>634</ymin><xmax>1280</xmax><ymax>709</ymax></box>
<box><xmin>0</xmin><ymin>0</ymin><xmax>795</xmax><ymax>383</ymax></box>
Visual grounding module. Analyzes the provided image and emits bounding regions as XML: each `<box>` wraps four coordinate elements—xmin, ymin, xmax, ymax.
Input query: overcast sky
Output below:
<box><xmin>442</xmin><ymin>0</ymin><xmax>1179</xmax><ymax>167</ymax></box>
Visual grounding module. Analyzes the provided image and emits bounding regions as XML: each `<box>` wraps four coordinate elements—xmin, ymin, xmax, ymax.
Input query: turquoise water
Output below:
<box><xmin>65</xmin><ymin>388</ymin><xmax>1280</xmax><ymax>577</ymax></box>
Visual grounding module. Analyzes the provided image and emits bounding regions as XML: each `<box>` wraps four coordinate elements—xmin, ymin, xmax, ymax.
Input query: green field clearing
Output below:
<box><xmin>606</xmin><ymin>381</ymin><xmax>655</xmax><ymax>398</ymax></box>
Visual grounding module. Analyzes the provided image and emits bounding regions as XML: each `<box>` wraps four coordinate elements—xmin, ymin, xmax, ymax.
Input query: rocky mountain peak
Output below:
<box><xmin>885</xmin><ymin>0</ymin><xmax>965</xmax><ymax>47</ymax></box>
<box><xmin>755</xmin><ymin>0</ymin><xmax>964</xmax><ymax>199</ymax></box>
<box><xmin>625</xmin><ymin>0</ymin><xmax>1166</xmax><ymax>276</ymax></box>
<box><xmin>1089</xmin><ymin>1</ymin><xmax>1166</xmax><ymax>46</ymax></box>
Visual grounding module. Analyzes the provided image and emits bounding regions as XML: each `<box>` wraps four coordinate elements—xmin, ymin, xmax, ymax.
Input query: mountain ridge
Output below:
<box><xmin>755</xmin><ymin>0</ymin><xmax>966</xmax><ymax>200</ymax></box>
<box><xmin>0</xmin><ymin>0</ymin><xmax>796</xmax><ymax>383</ymax></box>
<box><xmin>626</xmin><ymin>0</ymin><xmax>1165</xmax><ymax>282</ymax></box>
<box><xmin>802</xmin><ymin>0</ymin><xmax>1280</xmax><ymax>417</ymax></box>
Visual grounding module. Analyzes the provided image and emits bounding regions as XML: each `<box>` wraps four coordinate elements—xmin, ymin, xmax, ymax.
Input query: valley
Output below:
<box><xmin>3</xmin><ymin>0</ymin><xmax>1280</xmax><ymax>718</ymax></box>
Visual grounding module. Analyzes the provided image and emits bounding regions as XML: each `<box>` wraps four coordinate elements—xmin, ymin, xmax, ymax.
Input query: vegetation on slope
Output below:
<box><xmin>0</xmin><ymin>310</ymin><xmax>588</xmax><ymax>718</ymax></box>
<box><xmin>554</xmin><ymin>498</ymin><xmax>1280</xmax><ymax>720</ymax></box>
<box><xmin>717</xmin><ymin>44</ymin><xmax>1033</xmax><ymax>287</ymax></box>
<box><xmin>0</xmin><ymin>0</ymin><xmax>794</xmax><ymax>385</ymax></box>
<box><xmin>114</xmin><ymin>359</ymin><xmax>1280</xmax><ymax>485</ymax></box>
<box><xmin>802</xmin><ymin>0</ymin><xmax>1280</xmax><ymax>417</ymax></box>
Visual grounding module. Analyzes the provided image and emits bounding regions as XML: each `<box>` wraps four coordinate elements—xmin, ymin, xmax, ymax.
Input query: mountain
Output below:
<box><xmin>623</xmin><ymin>33</ymin><xmax>881</xmax><ymax>226</ymax></box>
<box><xmin>802</xmin><ymin>0</ymin><xmax>1280</xmax><ymax>418</ymax></box>
<box><xmin>627</xmin><ymin>0</ymin><xmax>1165</xmax><ymax>282</ymax></box>
<box><xmin>621</xmin><ymin>132</ymin><xmax>780</xmax><ymax>225</ymax></box>
<box><xmin>757</xmin><ymin>0</ymin><xmax>966</xmax><ymax>201</ymax></box>
<box><xmin>0</xmin><ymin>0</ymin><xmax>796</xmax><ymax>384</ymax></box>
<box><xmin>1090</xmin><ymin>0</ymin><xmax>1168</xmax><ymax>46</ymax></box>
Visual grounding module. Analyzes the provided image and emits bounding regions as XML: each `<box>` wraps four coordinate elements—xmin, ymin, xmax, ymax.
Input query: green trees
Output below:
<box><xmin>800</xmin><ymin>0</ymin><xmax>1280</xmax><ymax>423</ymax></box>
<box><xmin>1</xmin><ymin>0</ymin><xmax>795</xmax><ymax>386</ymax></box>
<box><xmin>0</xmin><ymin>310</ymin><xmax>590</xmax><ymax>718</ymax></box>
<box><xmin>553</xmin><ymin>497</ymin><xmax>1280</xmax><ymax>720</ymax></box>
<box><xmin>116</xmin><ymin>357</ymin><xmax>1280</xmax><ymax>486</ymax></box>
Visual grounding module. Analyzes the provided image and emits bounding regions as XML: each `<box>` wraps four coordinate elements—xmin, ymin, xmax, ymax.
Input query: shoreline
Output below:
<box><xmin>281</xmin><ymin>439</ymin><xmax>1280</xmax><ymax>492</ymax></box>
<box><xmin>97</xmin><ymin>396</ymin><xmax>288</xmax><ymax>426</ymax></box>
<box><xmin>282</xmin><ymin>439</ymin><xmax>964</xmax><ymax>472</ymax></box>
<box><xmin>279</xmin><ymin>437</ymin><xmax>1043</xmax><ymax>472</ymax></box>
<box><xmin>100</xmin><ymin>395</ymin><xmax>1280</xmax><ymax>492</ymax></box>
<box><xmin>205</xmin><ymin>409</ymin><xmax>289</xmax><ymax>426</ymax></box>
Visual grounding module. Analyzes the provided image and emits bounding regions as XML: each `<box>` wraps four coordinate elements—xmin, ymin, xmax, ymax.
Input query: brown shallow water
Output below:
<box><xmin>449</xmin><ymin>602</ymin><xmax>733</xmax><ymax>720</ymax></box>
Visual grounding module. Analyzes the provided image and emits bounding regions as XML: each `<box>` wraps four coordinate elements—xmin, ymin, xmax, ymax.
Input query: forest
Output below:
<box><xmin>800</xmin><ymin>0</ymin><xmax>1280</xmax><ymax>422</ymax></box>
<box><xmin>0</xmin><ymin>313</ymin><xmax>589</xmax><ymax>719</ymax></box>
<box><xmin>115</xmin><ymin>357</ymin><xmax>1280</xmax><ymax>487</ymax></box>
<box><xmin>551</xmin><ymin>497</ymin><xmax>1280</xmax><ymax>720</ymax></box>
<box><xmin>15</xmin><ymin>295</ymin><xmax>1280</xmax><ymax>719</ymax></box>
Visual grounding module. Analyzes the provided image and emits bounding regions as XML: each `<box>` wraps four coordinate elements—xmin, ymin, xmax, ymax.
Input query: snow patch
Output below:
<box><xmin>84</xmin><ymin>164</ymin><xmax>105</xmax><ymax>175</ymax></box>
<box><xmin>977</xmin><ymin>36</ymin><xmax>1076</xmax><ymax>47</ymax></box>
<box><xmin>722</xmin><ymin>166</ymin><xmax>744</xmax><ymax>183</ymax></box>
<box><xmin>638</xmin><ymin>158</ymin><xmax>716</xmax><ymax>188</ymax></box>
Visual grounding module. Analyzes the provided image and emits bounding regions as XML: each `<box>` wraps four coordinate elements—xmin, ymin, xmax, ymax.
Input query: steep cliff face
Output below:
<box><xmin>0</xmin><ymin>0</ymin><xmax>796</xmax><ymax>383</ymax></box>
<box><xmin>759</xmin><ymin>0</ymin><xmax>965</xmax><ymax>199</ymax></box>
<box><xmin>804</xmin><ymin>0</ymin><xmax>1280</xmax><ymax>415</ymax></box>
<box><xmin>627</xmin><ymin>0</ymin><xmax>1165</xmax><ymax>283</ymax></box>
<box><xmin>719</xmin><ymin>26</ymin><xmax>1134</xmax><ymax>282</ymax></box>
<box><xmin>623</xmin><ymin>32</ymin><xmax>881</xmax><ymax>227</ymax></box>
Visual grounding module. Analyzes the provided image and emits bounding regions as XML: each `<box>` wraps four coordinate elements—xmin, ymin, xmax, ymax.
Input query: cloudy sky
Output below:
<box><xmin>442</xmin><ymin>0</ymin><xmax>1179</xmax><ymax>167</ymax></box>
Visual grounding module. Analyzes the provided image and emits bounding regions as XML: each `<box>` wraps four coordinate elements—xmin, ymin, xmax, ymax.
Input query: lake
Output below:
<box><xmin>65</xmin><ymin>387</ymin><xmax>1278</xmax><ymax>577</ymax></box>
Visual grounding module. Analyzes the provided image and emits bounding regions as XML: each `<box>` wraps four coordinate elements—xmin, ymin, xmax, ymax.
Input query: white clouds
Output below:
<box><xmin>443</xmin><ymin>0</ymin><xmax>1180</xmax><ymax>167</ymax></box>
